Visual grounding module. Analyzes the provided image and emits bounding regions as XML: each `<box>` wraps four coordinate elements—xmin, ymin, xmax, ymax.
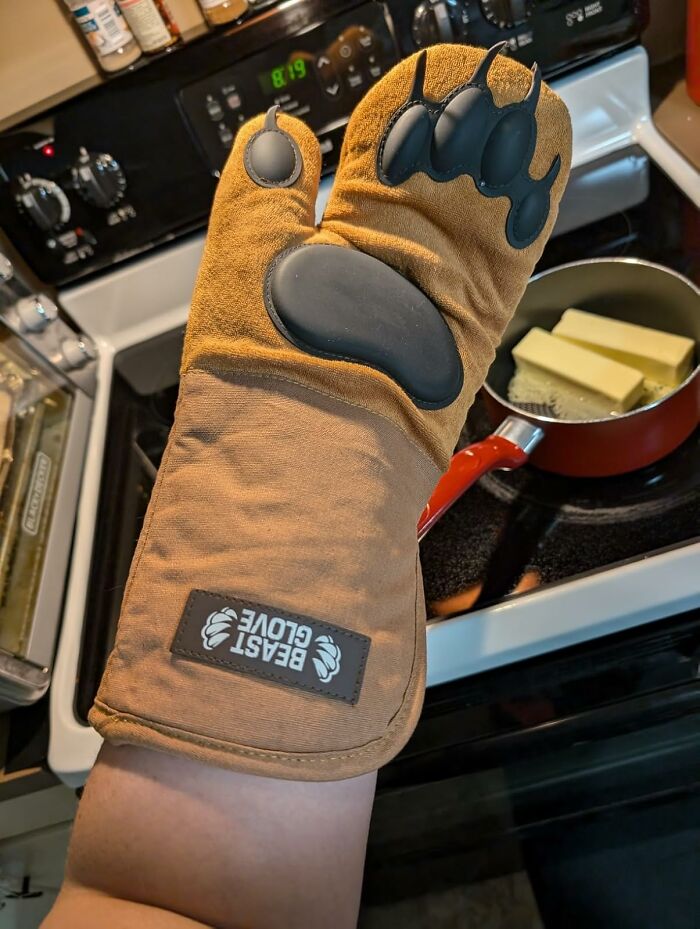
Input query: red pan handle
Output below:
<box><xmin>418</xmin><ymin>416</ymin><xmax>544</xmax><ymax>540</ymax></box>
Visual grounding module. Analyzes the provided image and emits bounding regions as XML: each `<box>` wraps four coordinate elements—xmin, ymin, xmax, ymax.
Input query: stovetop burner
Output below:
<box><xmin>420</xmin><ymin>395</ymin><xmax>699</xmax><ymax>619</ymax></box>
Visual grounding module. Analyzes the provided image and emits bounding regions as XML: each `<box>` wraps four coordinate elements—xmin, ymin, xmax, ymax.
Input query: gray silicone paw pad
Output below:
<box><xmin>265</xmin><ymin>244</ymin><xmax>463</xmax><ymax>409</ymax></box>
<box><xmin>377</xmin><ymin>44</ymin><xmax>561</xmax><ymax>250</ymax></box>
<box><xmin>245</xmin><ymin>105</ymin><xmax>302</xmax><ymax>188</ymax></box>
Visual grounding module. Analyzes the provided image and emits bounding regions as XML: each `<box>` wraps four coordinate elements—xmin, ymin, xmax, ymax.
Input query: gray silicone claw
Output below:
<box><xmin>264</xmin><ymin>105</ymin><xmax>280</xmax><ymax>129</ymax></box>
<box><xmin>468</xmin><ymin>41</ymin><xmax>507</xmax><ymax>87</ymax></box>
<box><xmin>522</xmin><ymin>63</ymin><xmax>542</xmax><ymax>113</ymax></box>
<box><xmin>409</xmin><ymin>50</ymin><xmax>428</xmax><ymax>102</ymax></box>
<box><xmin>542</xmin><ymin>153</ymin><xmax>562</xmax><ymax>188</ymax></box>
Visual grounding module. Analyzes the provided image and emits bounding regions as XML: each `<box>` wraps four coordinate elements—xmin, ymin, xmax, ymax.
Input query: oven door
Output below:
<box><xmin>362</xmin><ymin>609</ymin><xmax>700</xmax><ymax>927</ymax></box>
<box><xmin>0</xmin><ymin>319</ymin><xmax>91</xmax><ymax>709</ymax></box>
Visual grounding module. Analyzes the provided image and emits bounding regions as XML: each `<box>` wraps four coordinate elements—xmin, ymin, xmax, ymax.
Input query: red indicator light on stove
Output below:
<box><xmin>41</xmin><ymin>144</ymin><xmax>55</xmax><ymax>158</ymax></box>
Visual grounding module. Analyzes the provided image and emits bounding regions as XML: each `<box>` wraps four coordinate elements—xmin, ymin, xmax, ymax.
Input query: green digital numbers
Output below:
<box><xmin>259</xmin><ymin>58</ymin><xmax>308</xmax><ymax>95</ymax></box>
<box><xmin>291</xmin><ymin>58</ymin><xmax>307</xmax><ymax>80</ymax></box>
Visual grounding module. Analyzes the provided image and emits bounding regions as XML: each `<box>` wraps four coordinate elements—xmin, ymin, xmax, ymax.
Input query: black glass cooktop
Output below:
<box><xmin>421</xmin><ymin>398</ymin><xmax>700</xmax><ymax>617</ymax></box>
<box><xmin>421</xmin><ymin>158</ymin><xmax>700</xmax><ymax>618</ymax></box>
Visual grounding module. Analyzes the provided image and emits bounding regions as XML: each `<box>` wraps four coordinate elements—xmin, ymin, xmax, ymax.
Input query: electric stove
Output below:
<box><xmin>11</xmin><ymin>24</ymin><xmax>695</xmax><ymax>929</ymax></box>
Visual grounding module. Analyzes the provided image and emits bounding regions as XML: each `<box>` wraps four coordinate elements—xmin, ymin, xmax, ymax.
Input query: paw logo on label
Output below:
<box><xmin>175</xmin><ymin>593</ymin><xmax>369</xmax><ymax>704</ymax></box>
<box><xmin>201</xmin><ymin>608</ymin><xmax>236</xmax><ymax>651</ymax></box>
<box><xmin>312</xmin><ymin>634</ymin><xmax>342</xmax><ymax>683</ymax></box>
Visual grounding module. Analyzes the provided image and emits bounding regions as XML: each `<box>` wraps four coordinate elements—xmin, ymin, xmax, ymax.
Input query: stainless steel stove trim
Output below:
<box><xmin>0</xmin><ymin>312</ymin><xmax>94</xmax><ymax>710</ymax></box>
<box><xmin>0</xmin><ymin>257</ymin><xmax>97</xmax><ymax>397</ymax></box>
<box><xmin>0</xmin><ymin>650</ymin><xmax>49</xmax><ymax>708</ymax></box>
<box><xmin>0</xmin><ymin>448</ymin><xmax>93</xmax><ymax>709</ymax></box>
<box><xmin>21</xmin><ymin>389</ymin><xmax>92</xmax><ymax>672</ymax></box>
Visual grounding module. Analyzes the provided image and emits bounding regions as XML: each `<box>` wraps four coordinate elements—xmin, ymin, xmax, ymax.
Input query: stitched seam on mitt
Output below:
<box><xmin>185</xmin><ymin>366</ymin><xmax>444</xmax><ymax>474</ymax></box>
<box><xmin>93</xmin><ymin>558</ymin><xmax>424</xmax><ymax>765</ymax></box>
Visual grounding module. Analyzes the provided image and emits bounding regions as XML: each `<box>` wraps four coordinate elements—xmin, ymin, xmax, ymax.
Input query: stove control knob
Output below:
<box><xmin>15</xmin><ymin>294</ymin><xmax>59</xmax><ymax>333</ymax></box>
<box><xmin>480</xmin><ymin>0</ymin><xmax>532</xmax><ymax>28</ymax></box>
<box><xmin>412</xmin><ymin>0</ymin><xmax>455</xmax><ymax>47</ymax></box>
<box><xmin>14</xmin><ymin>175</ymin><xmax>71</xmax><ymax>232</ymax></box>
<box><xmin>72</xmin><ymin>148</ymin><xmax>126</xmax><ymax>209</ymax></box>
<box><xmin>60</xmin><ymin>334</ymin><xmax>97</xmax><ymax>369</ymax></box>
<box><xmin>0</xmin><ymin>253</ymin><xmax>13</xmax><ymax>283</ymax></box>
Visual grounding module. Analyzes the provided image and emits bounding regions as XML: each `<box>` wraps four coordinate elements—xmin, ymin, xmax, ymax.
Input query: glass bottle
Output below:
<box><xmin>64</xmin><ymin>0</ymin><xmax>142</xmax><ymax>73</ymax></box>
<box><xmin>197</xmin><ymin>0</ymin><xmax>250</xmax><ymax>28</ymax></box>
<box><xmin>117</xmin><ymin>0</ymin><xmax>180</xmax><ymax>54</ymax></box>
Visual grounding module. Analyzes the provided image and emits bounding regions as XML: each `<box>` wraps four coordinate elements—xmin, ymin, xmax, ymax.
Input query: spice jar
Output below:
<box><xmin>64</xmin><ymin>0</ymin><xmax>142</xmax><ymax>73</ymax></box>
<box><xmin>117</xmin><ymin>0</ymin><xmax>180</xmax><ymax>53</ymax></box>
<box><xmin>197</xmin><ymin>0</ymin><xmax>250</xmax><ymax>28</ymax></box>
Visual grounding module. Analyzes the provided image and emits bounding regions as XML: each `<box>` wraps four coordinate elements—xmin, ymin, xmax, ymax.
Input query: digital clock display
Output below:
<box><xmin>258</xmin><ymin>57</ymin><xmax>309</xmax><ymax>95</ymax></box>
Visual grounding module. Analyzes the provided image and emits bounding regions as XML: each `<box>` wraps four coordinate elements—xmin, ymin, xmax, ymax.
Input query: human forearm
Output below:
<box><xmin>45</xmin><ymin>743</ymin><xmax>376</xmax><ymax>929</ymax></box>
<box><xmin>44</xmin><ymin>883</ymin><xmax>212</xmax><ymax>929</ymax></box>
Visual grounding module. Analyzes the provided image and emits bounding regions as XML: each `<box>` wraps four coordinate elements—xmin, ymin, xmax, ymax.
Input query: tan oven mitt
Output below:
<box><xmin>90</xmin><ymin>43</ymin><xmax>571</xmax><ymax>780</ymax></box>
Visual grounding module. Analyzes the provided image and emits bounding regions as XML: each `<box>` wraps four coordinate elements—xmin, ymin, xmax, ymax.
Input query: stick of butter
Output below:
<box><xmin>512</xmin><ymin>327</ymin><xmax>645</xmax><ymax>414</ymax></box>
<box><xmin>552</xmin><ymin>309</ymin><xmax>695</xmax><ymax>387</ymax></box>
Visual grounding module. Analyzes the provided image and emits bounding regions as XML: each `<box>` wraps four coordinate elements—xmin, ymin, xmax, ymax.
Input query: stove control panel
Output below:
<box><xmin>0</xmin><ymin>2</ymin><xmax>395</xmax><ymax>286</ymax></box>
<box><xmin>1</xmin><ymin>139</ymin><xmax>136</xmax><ymax>278</ymax></box>
<box><xmin>387</xmin><ymin>0</ymin><xmax>645</xmax><ymax>78</ymax></box>
<box><xmin>179</xmin><ymin>9</ymin><xmax>395</xmax><ymax>176</ymax></box>
<box><xmin>0</xmin><ymin>0</ymin><xmax>645</xmax><ymax>287</ymax></box>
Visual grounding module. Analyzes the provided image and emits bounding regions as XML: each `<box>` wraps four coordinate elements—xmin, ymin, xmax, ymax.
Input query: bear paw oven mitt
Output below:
<box><xmin>90</xmin><ymin>43</ymin><xmax>571</xmax><ymax>781</ymax></box>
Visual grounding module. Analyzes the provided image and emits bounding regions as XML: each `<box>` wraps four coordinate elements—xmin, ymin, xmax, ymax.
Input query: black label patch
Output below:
<box><xmin>171</xmin><ymin>591</ymin><xmax>370</xmax><ymax>705</ymax></box>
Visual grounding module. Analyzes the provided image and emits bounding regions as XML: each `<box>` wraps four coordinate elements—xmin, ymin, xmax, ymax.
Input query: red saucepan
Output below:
<box><xmin>418</xmin><ymin>258</ymin><xmax>700</xmax><ymax>539</ymax></box>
